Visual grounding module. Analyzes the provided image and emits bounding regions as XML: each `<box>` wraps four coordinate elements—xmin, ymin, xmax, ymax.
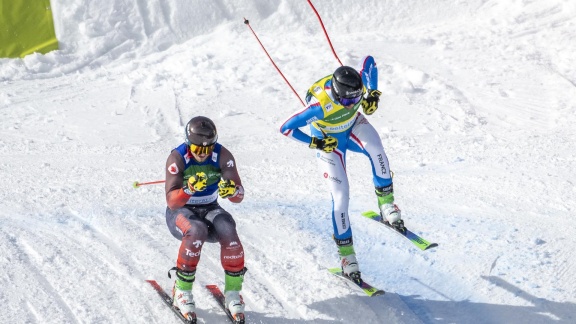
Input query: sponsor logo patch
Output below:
<box><xmin>224</xmin><ymin>251</ymin><xmax>244</xmax><ymax>260</ymax></box>
<box><xmin>340</xmin><ymin>213</ymin><xmax>347</xmax><ymax>229</ymax></box>
<box><xmin>328</xmin><ymin>175</ymin><xmax>342</xmax><ymax>184</ymax></box>
<box><xmin>306</xmin><ymin>116</ymin><xmax>319</xmax><ymax>123</ymax></box>
<box><xmin>319</xmin><ymin>154</ymin><xmax>336</xmax><ymax>166</ymax></box>
<box><xmin>335</xmin><ymin>237</ymin><xmax>352</xmax><ymax>246</ymax></box>
<box><xmin>345</xmin><ymin>88</ymin><xmax>362</xmax><ymax>97</ymax></box>
<box><xmin>323</xmin><ymin>172</ymin><xmax>342</xmax><ymax>183</ymax></box>
<box><xmin>377</xmin><ymin>154</ymin><xmax>387</xmax><ymax>175</ymax></box>
<box><xmin>185</xmin><ymin>248</ymin><xmax>201</xmax><ymax>257</ymax></box>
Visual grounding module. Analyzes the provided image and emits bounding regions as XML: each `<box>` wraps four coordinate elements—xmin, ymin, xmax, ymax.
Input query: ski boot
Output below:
<box><xmin>170</xmin><ymin>268</ymin><xmax>197</xmax><ymax>323</ymax></box>
<box><xmin>381</xmin><ymin>204</ymin><xmax>406</xmax><ymax>233</ymax></box>
<box><xmin>376</xmin><ymin>186</ymin><xmax>407</xmax><ymax>234</ymax></box>
<box><xmin>224</xmin><ymin>268</ymin><xmax>247</xmax><ymax>324</ymax></box>
<box><xmin>338</xmin><ymin>244</ymin><xmax>362</xmax><ymax>285</ymax></box>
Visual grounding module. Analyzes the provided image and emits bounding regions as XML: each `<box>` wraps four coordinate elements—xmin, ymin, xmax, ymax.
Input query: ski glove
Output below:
<box><xmin>309</xmin><ymin>136</ymin><xmax>338</xmax><ymax>153</ymax></box>
<box><xmin>185</xmin><ymin>172</ymin><xmax>208</xmax><ymax>194</ymax></box>
<box><xmin>361</xmin><ymin>90</ymin><xmax>382</xmax><ymax>115</ymax></box>
<box><xmin>218</xmin><ymin>179</ymin><xmax>237</xmax><ymax>199</ymax></box>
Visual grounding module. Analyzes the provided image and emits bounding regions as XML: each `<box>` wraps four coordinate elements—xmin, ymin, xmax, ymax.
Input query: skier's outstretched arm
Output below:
<box><xmin>279</xmin><ymin>100</ymin><xmax>324</xmax><ymax>145</ymax></box>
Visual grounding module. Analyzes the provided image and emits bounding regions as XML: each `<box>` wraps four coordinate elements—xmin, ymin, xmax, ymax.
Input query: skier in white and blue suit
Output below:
<box><xmin>279</xmin><ymin>55</ymin><xmax>404</xmax><ymax>284</ymax></box>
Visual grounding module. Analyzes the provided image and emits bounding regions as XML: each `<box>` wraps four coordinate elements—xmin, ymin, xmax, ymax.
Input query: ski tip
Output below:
<box><xmin>424</xmin><ymin>243</ymin><xmax>439</xmax><ymax>250</ymax></box>
<box><xmin>205</xmin><ymin>284</ymin><xmax>221</xmax><ymax>294</ymax></box>
<box><xmin>361</xmin><ymin>283</ymin><xmax>386</xmax><ymax>297</ymax></box>
<box><xmin>370</xmin><ymin>290</ymin><xmax>386</xmax><ymax>297</ymax></box>
<box><xmin>145</xmin><ymin>280</ymin><xmax>162</xmax><ymax>290</ymax></box>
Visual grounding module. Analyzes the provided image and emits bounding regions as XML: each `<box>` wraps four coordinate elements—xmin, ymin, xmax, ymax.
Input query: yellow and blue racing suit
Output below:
<box><xmin>279</xmin><ymin>55</ymin><xmax>393</xmax><ymax>244</ymax></box>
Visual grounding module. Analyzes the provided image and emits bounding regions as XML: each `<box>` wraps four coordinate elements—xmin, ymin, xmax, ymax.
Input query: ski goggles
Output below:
<box><xmin>339</xmin><ymin>95</ymin><xmax>363</xmax><ymax>106</ymax></box>
<box><xmin>189</xmin><ymin>143</ymin><xmax>215</xmax><ymax>155</ymax></box>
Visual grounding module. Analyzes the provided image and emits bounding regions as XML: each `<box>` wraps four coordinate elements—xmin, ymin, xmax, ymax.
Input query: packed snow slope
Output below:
<box><xmin>1</xmin><ymin>1</ymin><xmax>576</xmax><ymax>323</ymax></box>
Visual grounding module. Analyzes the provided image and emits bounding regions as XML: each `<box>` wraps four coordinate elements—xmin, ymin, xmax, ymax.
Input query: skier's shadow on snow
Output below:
<box><xmin>241</xmin><ymin>275</ymin><xmax>576</xmax><ymax>324</ymax></box>
<box><xmin>389</xmin><ymin>275</ymin><xmax>575</xmax><ymax>324</ymax></box>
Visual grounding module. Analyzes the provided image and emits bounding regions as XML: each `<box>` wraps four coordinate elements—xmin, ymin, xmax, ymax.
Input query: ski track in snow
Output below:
<box><xmin>2</xmin><ymin>0</ymin><xmax>576</xmax><ymax>323</ymax></box>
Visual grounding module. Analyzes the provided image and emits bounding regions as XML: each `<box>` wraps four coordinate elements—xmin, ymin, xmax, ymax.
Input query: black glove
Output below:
<box><xmin>309</xmin><ymin>136</ymin><xmax>338</xmax><ymax>153</ymax></box>
<box><xmin>361</xmin><ymin>90</ymin><xmax>382</xmax><ymax>115</ymax></box>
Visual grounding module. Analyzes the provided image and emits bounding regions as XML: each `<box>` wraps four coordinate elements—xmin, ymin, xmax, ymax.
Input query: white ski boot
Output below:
<box><xmin>338</xmin><ymin>245</ymin><xmax>362</xmax><ymax>284</ymax></box>
<box><xmin>380</xmin><ymin>203</ymin><xmax>406</xmax><ymax>233</ymax></box>
<box><xmin>225</xmin><ymin>290</ymin><xmax>245</xmax><ymax>322</ymax></box>
<box><xmin>376</xmin><ymin>186</ymin><xmax>406</xmax><ymax>233</ymax></box>
<box><xmin>224</xmin><ymin>268</ymin><xmax>247</xmax><ymax>323</ymax></box>
<box><xmin>172</xmin><ymin>269</ymin><xmax>196</xmax><ymax>321</ymax></box>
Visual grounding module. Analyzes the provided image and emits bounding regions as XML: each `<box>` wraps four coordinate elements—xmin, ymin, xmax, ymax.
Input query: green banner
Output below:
<box><xmin>0</xmin><ymin>0</ymin><xmax>59</xmax><ymax>58</ymax></box>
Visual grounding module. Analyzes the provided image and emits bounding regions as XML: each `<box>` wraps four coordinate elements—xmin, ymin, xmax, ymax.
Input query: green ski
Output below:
<box><xmin>328</xmin><ymin>268</ymin><xmax>385</xmax><ymax>297</ymax></box>
<box><xmin>362</xmin><ymin>210</ymin><xmax>438</xmax><ymax>251</ymax></box>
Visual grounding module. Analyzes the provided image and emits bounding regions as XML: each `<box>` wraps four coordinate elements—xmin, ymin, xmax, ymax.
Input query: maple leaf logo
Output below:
<box><xmin>168</xmin><ymin>163</ymin><xmax>179</xmax><ymax>175</ymax></box>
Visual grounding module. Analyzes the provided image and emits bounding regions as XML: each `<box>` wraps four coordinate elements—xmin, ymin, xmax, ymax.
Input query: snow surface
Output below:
<box><xmin>1</xmin><ymin>0</ymin><xmax>576</xmax><ymax>323</ymax></box>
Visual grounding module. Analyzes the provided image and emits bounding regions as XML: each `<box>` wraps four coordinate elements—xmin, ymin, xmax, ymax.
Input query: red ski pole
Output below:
<box><xmin>307</xmin><ymin>0</ymin><xmax>343</xmax><ymax>66</ymax></box>
<box><xmin>132</xmin><ymin>180</ymin><xmax>165</xmax><ymax>188</ymax></box>
<box><xmin>243</xmin><ymin>18</ymin><xmax>305</xmax><ymax>107</ymax></box>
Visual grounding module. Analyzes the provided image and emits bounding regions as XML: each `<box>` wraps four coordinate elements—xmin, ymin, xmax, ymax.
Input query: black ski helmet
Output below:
<box><xmin>185</xmin><ymin>116</ymin><xmax>218</xmax><ymax>146</ymax></box>
<box><xmin>331</xmin><ymin>66</ymin><xmax>363</xmax><ymax>101</ymax></box>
